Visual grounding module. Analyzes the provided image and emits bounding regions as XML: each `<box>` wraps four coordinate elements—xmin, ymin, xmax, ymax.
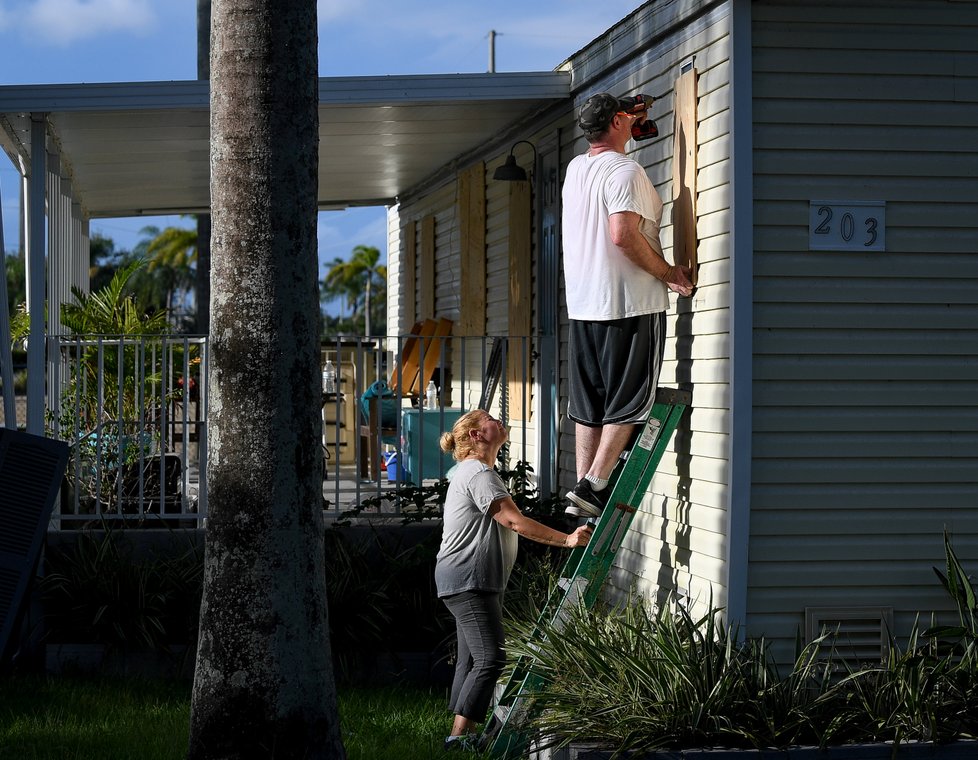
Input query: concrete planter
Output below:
<box><xmin>530</xmin><ymin>740</ymin><xmax>978</xmax><ymax>760</ymax></box>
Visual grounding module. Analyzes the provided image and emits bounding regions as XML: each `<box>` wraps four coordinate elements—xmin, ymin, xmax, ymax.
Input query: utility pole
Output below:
<box><xmin>488</xmin><ymin>29</ymin><xmax>496</xmax><ymax>73</ymax></box>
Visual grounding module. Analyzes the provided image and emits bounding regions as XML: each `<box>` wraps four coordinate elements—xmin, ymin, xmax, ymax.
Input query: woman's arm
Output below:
<box><xmin>490</xmin><ymin>496</ymin><xmax>592</xmax><ymax>548</ymax></box>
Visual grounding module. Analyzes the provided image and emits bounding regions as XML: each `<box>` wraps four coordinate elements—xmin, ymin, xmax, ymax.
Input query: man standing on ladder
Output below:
<box><xmin>561</xmin><ymin>92</ymin><xmax>694</xmax><ymax>518</ymax></box>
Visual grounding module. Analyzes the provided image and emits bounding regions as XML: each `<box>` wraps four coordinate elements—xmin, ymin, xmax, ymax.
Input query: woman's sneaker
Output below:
<box><xmin>444</xmin><ymin>733</ymin><xmax>482</xmax><ymax>752</ymax></box>
<box><xmin>563</xmin><ymin>478</ymin><xmax>609</xmax><ymax>518</ymax></box>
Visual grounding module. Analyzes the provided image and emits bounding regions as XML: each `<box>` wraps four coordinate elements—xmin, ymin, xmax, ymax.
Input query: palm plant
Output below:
<box><xmin>61</xmin><ymin>259</ymin><xmax>169</xmax><ymax>337</ymax></box>
<box><xmin>57</xmin><ymin>260</ymin><xmax>171</xmax><ymax>511</ymax></box>
<box><xmin>925</xmin><ymin>530</ymin><xmax>978</xmax><ymax>650</ymax></box>
<box><xmin>60</xmin><ymin>260</ymin><xmax>169</xmax><ymax>424</ymax></box>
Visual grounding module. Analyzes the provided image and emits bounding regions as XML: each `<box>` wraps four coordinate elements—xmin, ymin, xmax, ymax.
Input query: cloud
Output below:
<box><xmin>317</xmin><ymin>0</ymin><xmax>355</xmax><ymax>23</ymax></box>
<box><xmin>19</xmin><ymin>0</ymin><xmax>155</xmax><ymax>45</ymax></box>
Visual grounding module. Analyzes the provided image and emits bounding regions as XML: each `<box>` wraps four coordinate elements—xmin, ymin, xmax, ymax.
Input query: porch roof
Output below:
<box><xmin>0</xmin><ymin>71</ymin><xmax>570</xmax><ymax>218</ymax></box>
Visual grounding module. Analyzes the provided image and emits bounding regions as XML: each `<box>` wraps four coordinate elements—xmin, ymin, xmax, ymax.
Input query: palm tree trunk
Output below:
<box><xmin>364</xmin><ymin>277</ymin><xmax>371</xmax><ymax>337</ymax></box>
<box><xmin>187</xmin><ymin>1</ymin><xmax>344</xmax><ymax>757</ymax></box>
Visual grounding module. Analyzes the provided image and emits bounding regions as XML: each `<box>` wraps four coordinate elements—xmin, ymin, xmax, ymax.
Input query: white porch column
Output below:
<box><xmin>46</xmin><ymin>152</ymin><xmax>71</xmax><ymax>429</ymax></box>
<box><xmin>0</xmin><ymin>175</ymin><xmax>14</xmax><ymax>428</ymax></box>
<box><xmin>73</xmin><ymin>203</ymin><xmax>89</xmax><ymax>292</ymax></box>
<box><xmin>25</xmin><ymin>115</ymin><xmax>47</xmax><ymax>435</ymax></box>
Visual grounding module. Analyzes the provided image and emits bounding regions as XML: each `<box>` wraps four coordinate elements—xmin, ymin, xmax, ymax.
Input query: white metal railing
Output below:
<box><xmin>51</xmin><ymin>334</ymin><xmax>207</xmax><ymax>527</ymax></box>
<box><xmin>49</xmin><ymin>332</ymin><xmax>555</xmax><ymax>527</ymax></box>
<box><xmin>321</xmin><ymin>333</ymin><xmax>550</xmax><ymax>519</ymax></box>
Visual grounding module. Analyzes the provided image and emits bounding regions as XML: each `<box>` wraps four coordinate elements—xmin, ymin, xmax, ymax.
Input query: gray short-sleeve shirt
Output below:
<box><xmin>435</xmin><ymin>459</ymin><xmax>517</xmax><ymax>597</ymax></box>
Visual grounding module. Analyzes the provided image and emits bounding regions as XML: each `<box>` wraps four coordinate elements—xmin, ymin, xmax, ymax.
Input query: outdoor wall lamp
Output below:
<box><xmin>493</xmin><ymin>140</ymin><xmax>537</xmax><ymax>181</ymax></box>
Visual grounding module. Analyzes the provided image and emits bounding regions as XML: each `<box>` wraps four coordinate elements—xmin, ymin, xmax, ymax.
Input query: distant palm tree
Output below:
<box><xmin>322</xmin><ymin>244</ymin><xmax>387</xmax><ymax>336</ymax></box>
<box><xmin>320</xmin><ymin>256</ymin><xmax>355</xmax><ymax>320</ymax></box>
<box><xmin>145</xmin><ymin>223</ymin><xmax>198</xmax><ymax>271</ymax></box>
<box><xmin>137</xmin><ymin>223</ymin><xmax>197</xmax><ymax>328</ymax></box>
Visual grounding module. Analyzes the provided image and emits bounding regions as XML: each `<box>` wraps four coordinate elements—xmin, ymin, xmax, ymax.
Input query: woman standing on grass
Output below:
<box><xmin>435</xmin><ymin>409</ymin><xmax>593</xmax><ymax>750</ymax></box>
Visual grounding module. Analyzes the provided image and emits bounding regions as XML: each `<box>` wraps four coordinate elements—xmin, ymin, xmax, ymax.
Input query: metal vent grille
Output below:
<box><xmin>805</xmin><ymin>606</ymin><xmax>894</xmax><ymax>669</ymax></box>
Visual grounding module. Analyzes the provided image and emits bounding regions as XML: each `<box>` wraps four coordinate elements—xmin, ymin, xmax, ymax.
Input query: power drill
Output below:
<box><xmin>617</xmin><ymin>93</ymin><xmax>660</xmax><ymax>141</ymax></box>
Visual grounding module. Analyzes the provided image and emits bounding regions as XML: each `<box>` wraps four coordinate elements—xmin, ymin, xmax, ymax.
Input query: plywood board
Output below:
<box><xmin>673</xmin><ymin>68</ymin><xmax>699</xmax><ymax>285</ymax></box>
<box><xmin>419</xmin><ymin>214</ymin><xmax>435</xmax><ymax>318</ymax></box>
<box><xmin>402</xmin><ymin>220</ymin><xmax>416</xmax><ymax>325</ymax></box>
<box><xmin>507</xmin><ymin>180</ymin><xmax>532</xmax><ymax>422</ymax></box>
<box><xmin>458</xmin><ymin>162</ymin><xmax>487</xmax><ymax>336</ymax></box>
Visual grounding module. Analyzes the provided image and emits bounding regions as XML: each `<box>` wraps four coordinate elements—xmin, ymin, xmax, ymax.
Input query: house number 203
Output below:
<box><xmin>809</xmin><ymin>201</ymin><xmax>885</xmax><ymax>252</ymax></box>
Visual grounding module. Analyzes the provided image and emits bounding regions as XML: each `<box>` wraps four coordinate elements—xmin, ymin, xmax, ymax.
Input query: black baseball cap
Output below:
<box><xmin>578</xmin><ymin>93</ymin><xmax>620</xmax><ymax>134</ymax></box>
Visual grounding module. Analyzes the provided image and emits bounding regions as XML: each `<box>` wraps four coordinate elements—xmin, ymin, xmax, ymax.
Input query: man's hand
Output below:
<box><xmin>610</xmin><ymin>212</ymin><xmax>694</xmax><ymax>296</ymax></box>
<box><xmin>663</xmin><ymin>264</ymin><xmax>694</xmax><ymax>297</ymax></box>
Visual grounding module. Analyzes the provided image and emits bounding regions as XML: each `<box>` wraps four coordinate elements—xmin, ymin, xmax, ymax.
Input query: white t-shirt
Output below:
<box><xmin>561</xmin><ymin>150</ymin><xmax>667</xmax><ymax>320</ymax></box>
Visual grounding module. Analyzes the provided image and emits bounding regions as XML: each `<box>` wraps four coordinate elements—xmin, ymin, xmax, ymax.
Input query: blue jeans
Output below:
<box><xmin>442</xmin><ymin>590</ymin><xmax>506</xmax><ymax>723</ymax></box>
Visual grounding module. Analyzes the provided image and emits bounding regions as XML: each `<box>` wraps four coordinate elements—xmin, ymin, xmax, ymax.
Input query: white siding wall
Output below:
<box><xmin>557</xmin><ymin>2</ymin><xmax>736</xmax><ymax>619</ymax></box>
<box><xmin>388</xmin><ymin>0</ymin><xmax>739</xmax><ymax>625</ymax></box>
<box><xmin>388</xmin><ymin>149</ymin><xmax>544</xmax><ymax>470</ymax></box>
<box><xmin>749</xmin><ymin>0</ymin><xmax>978</xmax><ymax>663</ymax></box>
<box><xmin>390</xmin><ymin>0</ymin><xmax>739</xmax><ymax>619</ymax></box>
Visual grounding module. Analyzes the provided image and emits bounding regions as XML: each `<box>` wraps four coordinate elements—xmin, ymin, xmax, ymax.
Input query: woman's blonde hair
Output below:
<box><xmin>439</xmin><ymin>409</ymin><xmax>490</xmax><ymax>461</ymax></box>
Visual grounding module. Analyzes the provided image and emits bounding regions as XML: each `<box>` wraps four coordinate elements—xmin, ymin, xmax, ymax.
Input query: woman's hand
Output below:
<box><xmin>564</xmin><ymin>523</ymin><xmax>594</xmax><ymax>548</ymax></box>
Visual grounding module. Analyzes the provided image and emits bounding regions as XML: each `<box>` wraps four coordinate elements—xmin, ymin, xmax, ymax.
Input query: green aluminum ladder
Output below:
<box><xmin>484</xmin><ymin>387</ymin><xmax>692</xmax><ymax>758</ymax></box>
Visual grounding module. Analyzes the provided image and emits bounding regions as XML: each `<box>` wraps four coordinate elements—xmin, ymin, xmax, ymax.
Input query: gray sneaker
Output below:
<box><xmin>563</xmin><ymin>478</ymin><xmax>609</xmax><ymax>518</ymax></box>
<box><xmin>444</xmin><ymin>733</ymin><xmax>481</xmax><ymax>752</ymax></box>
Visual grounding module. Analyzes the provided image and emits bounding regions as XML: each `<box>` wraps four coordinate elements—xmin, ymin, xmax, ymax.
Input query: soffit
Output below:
<box><xmin>0</xmin><ymin>72</ymin><xmax>570</xmax><ymax>218</ymax></box>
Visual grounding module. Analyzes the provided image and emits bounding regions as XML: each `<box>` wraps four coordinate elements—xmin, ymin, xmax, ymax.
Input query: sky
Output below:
<box><xmin>0</xmin><ymin>0</ymin><xmax>644</xmax><ymax>293</ymax></box>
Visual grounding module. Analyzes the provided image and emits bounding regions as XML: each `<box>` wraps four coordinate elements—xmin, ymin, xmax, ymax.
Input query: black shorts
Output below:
<box><xmin>567</xmin><ymin>312</ymin><xmax>665</xmax><ymax>427</ymax></box>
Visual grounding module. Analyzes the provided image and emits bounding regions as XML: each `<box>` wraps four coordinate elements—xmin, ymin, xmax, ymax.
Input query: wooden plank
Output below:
<box><xmin>419</xmin><ymin>215</ymin><xmax>436</xmax><ymax>319</ymax></box>
<box><xmin>458</xmin><ymin>162</ymin><xmax>486</xmax><ymax>336</ymax></box>
<box><xmin>416</xmin><ymin>317</ymin><xmax>453</xmax><ymax>398</ymax></box>
<box><xmin>672</xmin><ymin>67</ymin><xmax>699</xmax><ymax>285</ymax></box>
<box><xmin>389</xmin><ymin>319</ymin><xmax>426</xmax><ymax>397</ymax></box>
<box><xmin>507</xmin><ymin>180</ymin><xmax>532</xmax><ymax>421</ymax></box>
<box><xmin>402</xmin><ymin>221</ymin><xmax>416</xmax><ymax>326</ymax></box>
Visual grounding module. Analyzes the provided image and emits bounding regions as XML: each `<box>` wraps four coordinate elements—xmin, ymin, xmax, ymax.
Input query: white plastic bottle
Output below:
<box><xmin>322</xmin><ymin>360</ymin><xmax>336</xmax><ymax>394</ymax></box>
<box><xmin>425</xmin><ymin>380</ymin><xmax>437</xmax><ymax>410</ymax></box>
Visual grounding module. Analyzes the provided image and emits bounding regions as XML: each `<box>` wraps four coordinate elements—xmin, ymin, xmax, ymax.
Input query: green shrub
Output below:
<box><xmin>323</xmin><ymin>525</ymin><xmax>453</xmax><ymax>683</ymax></box>
<box><xmin>41</xmin><ymin>528</ymin><xmax>203</xmax><ymax>652</ymax></box>
<box><xmin>499</xmin><ymin>533</ymin><xmax>978</xmax><ymax>755</ymax></box>
<box><xmin>506</xmin><ymin>597</ymin><xmax>854</xmax><ymax>754</ymax></box>
<box><xmin>40</xmin><ymin>524</ymin><xmax>454</xmax><ymax>686</ymax></box>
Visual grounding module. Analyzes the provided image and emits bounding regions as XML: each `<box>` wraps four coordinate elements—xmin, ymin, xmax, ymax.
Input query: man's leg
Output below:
<box><xmin>575</xmin><ymin>423</ymin><xmax>601</xmax><ymax>480</ymax></box>
<box><xmin>567</xmin><ymin>314</ymin><xmax>660</xmax><ymax>517</ymax></box>
<box><xmin>569</xmin><ymin>421</ymin><xmax>635</xmax><ymax>517</ymax></box>
<box><xmin>585</xmin><ymin>422</ymin><xmax>635</xmax><ymax>481</ymax></box>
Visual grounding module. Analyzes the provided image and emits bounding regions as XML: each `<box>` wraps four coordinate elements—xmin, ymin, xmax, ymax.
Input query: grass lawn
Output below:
<box><xmin>0</xmin><ymin>676</ymin><xmax>481</xmax><ymax>759</ymax></box>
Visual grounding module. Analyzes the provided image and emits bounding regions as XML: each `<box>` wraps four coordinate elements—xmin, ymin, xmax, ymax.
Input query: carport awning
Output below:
<box><xmin>0</xmin><ymin>71</ymin><xmax>570</xmax><ymax>218</ymax></box>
